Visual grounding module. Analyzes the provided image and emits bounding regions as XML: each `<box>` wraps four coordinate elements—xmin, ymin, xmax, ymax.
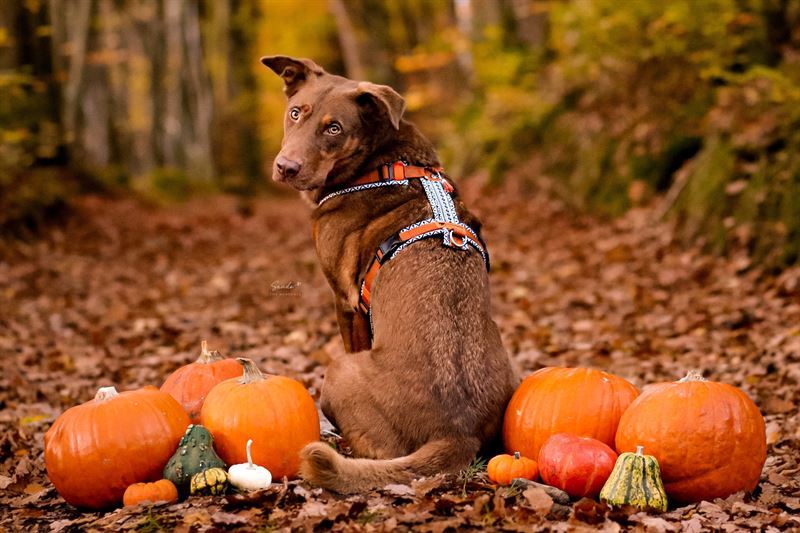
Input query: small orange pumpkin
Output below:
<box><xmin>161</xmin><ymin>341</ymin><xmax>242</xmax><ymax>423</ymax></box>
<box><xmin>201</xmin><ymin>358</ymin><xmax>319</xmax><ymax>480</ymax></box>
<box><xmin>615</xmin><ymin>371</ymin><xmax>766</xmax><ymax>503</ymax></box>
<box><xmin>487</xmin><ymin>452</ymin><xmax>538</xmax><ymax>485</ymax></box>
<box><xmin>45</xmin><ymin>386</ymin><xmax>189</xmax><ymax>509</ymax></box>
<box><xmin>503</xmin><ymin>367</ymin><xmax>639</xmax><ymax>460</ymax></box>
<box><xmin>123</xmin><ymin>479</ymin><xmax>178</xmax><ymax>507</ymax></box>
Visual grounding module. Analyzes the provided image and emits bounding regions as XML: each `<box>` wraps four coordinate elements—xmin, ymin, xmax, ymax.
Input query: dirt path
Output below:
<box><xmin>1</xmin><ymin>175</ymin><xmax>798</xmax><ymax>531</ymax></box>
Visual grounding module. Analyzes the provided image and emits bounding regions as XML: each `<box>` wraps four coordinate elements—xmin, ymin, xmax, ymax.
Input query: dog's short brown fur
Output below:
<box><xmin>262</xmin><ymin>55</ymin><xmax>519</xmax><ymax>493</ymax></box>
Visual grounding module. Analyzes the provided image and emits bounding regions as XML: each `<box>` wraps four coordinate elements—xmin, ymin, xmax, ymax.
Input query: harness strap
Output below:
<box><xmin>317</xmin><ymin>160</ymin><xmax>489</xmax><ymax>331</ymax></box>
<box><xmin>352</xmin><ymin>161</ymin><xmax>446</xmax><ymax>186</ymax></box>
<box><xmin>317</xmin><ymin>162</ymin><xmax>452</xmax><ymax>206</ymax></box>
<box><xmin>359</xmin><ymin>220</ymin><xmax>488</xmax><ymax>313</ymax></box>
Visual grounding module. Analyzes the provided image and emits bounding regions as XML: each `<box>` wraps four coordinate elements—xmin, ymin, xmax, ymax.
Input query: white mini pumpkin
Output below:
<box><xmin>228</xmin><ymin>439</ymin><xmax>272</xmax><ymax>491</ymax></box>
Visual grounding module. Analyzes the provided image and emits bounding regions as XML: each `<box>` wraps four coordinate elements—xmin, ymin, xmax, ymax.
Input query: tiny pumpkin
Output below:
<box><xmin>229</xmin><ymin>439</ymin><xmax>272</xmax><ymax>491</ymax></box>
<box><xmin>600</xmin><ymin>445</ymin><xmax>667</xmax><ymax>512</ymax></box>
<box><xmin>190</xmin><ymin>467</ymin><xmax>229</xmax><ymax>496</ymax></box>
<box><xmin>503</xmin><ymin>367</ymin><xmax>639</xmax><ymax>460</ymax></box>
<box><xmin>201</xmin><ymin>358</ymin><xmax>319</xmax><ymax>480</ymax></box>
<box><xmin>123</xmin><ymin>479</ymin><xmax>178</xmax><ymax>507</ymax></box>
<box><xmin>161</xmin><ymin>341</ymin><xmax>242</xmax><ymax>423</ymax></box>
<box><xmin>163</xmin><ymin>424</ymin><xmax>226</xmax><ymax>496</ymax></box>
<box><xmin>538</xmin><ymin>433</ymin><xmax>618</xmax><ymax>498</ymax></box>
<box><xmin>487</xmin><ymin>452</ymin><xmax>538</xmax><ymax>485</ymax></box>
<box><xmin>615</xmin><ymin>371</ymin><xmax>766</xmax><ymax>503</ymax></box>
<box><xmin>45</xmin><ymin>385</ymin><xmax>189</xmax><ymax>510</ymax></box>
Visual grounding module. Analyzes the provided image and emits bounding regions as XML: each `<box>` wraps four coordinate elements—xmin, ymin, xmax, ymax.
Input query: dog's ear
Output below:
<box><xmin>352</xmin><ymin>82</ymin><xmax>406</xmax><ymax>130</ymax></box>
<box><xmin>260</xmin><ymin>55</ymin><xmax>324</xmax><ymax>97</ymax></box>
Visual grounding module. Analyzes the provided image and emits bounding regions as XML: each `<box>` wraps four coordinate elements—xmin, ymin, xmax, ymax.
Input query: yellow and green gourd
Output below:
<box><xmin>599</xmin><ymin>445</ymin><xmax>668</xmax><ymax>512</ymax></box>
<box><xmin>190</xmin><ymin>467</ymin><xmax>229</xmax><ymax>496</ymax></box>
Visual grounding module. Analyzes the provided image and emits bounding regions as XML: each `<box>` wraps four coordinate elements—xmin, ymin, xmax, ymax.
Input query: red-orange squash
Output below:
<box><xmin>200</xmin><ymin>358</ymin><xmax>319</xmax><ymax>480</ymax></box>
<box><xmin>615</xmin><ymin>371</ymin><xmax>766</xmax><ymax>503</ymax></box>
<box><xmin>123</xmin><ymin>479</ymin><xmax>178</xmax><ymax>507</ymax></box>
<box><xmin>538</xmin><ymin>433</ymin><xmax>618</xmax><ymax>498</ymax></box>
<box><xmin>45</xmin><ymin>386</ymin><xmax>189</xmax><ymax>509</ymax></box>
<box><xmin>161</xmin><ymin>341</ymin><xmax>242</xmax><ymax>423</ymax></box>
<box><xmin>487</xmin><ymin>452</ymin><xmax>538</xmax><ymax>485</ymax></box>
<box><xmin>503</xmin><ymin>367</ymin><xmax>639</xmax><ymax>460</ymax></box>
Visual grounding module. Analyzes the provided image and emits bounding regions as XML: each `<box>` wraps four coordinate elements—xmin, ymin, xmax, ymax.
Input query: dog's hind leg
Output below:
<box><xmin>319</xmin><ymin>350</ymin><xmax>409</xmax><ymax>460</ymax></box>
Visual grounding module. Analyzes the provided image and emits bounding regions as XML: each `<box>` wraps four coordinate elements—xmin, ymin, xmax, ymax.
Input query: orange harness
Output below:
<box><xmin>318</xmin><ymin>161</ymin><xmax>490</xmax><ymax>326</ymax></box>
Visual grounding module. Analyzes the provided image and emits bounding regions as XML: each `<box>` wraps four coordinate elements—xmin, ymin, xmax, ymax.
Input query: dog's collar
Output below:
<box><xmin>317</xmin><ymin>161</ymin><xmax>452</xmax><ymax>206</ymax></box>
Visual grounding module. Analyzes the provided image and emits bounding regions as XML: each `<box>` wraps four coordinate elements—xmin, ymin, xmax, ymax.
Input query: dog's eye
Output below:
<box><xmin>289</xmin><ymin>107</ymin><xmax>301</xmax><ymax>122</ymax></box>
<box><xmin>325</xmin><ymin>122</ymin><xmax>342</xmax><ymax>136</ymax></box>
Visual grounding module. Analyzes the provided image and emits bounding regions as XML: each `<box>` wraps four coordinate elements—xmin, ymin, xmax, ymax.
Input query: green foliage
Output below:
<box><xmin>446</xmin><ymin>0</ymin><xmax>800</xmax><ymax>266</ymax></box>
<box><xmin>0</xmin><ymin>71</ymin><xmax>72</xmax><ymax>231</ymax></box>
<box><xmin>458</xmin><ymin>456</ymin><xmax>487</xmax><ymax>496</ymax></box>
<box><xmin>672</xmin><ymin>70</ymin><xmax>800</xmax><ymax>264</ymax></box>
<box><xmin>4</xmin><ymin>0</ymin><xmax>800</xmax><ymax>265</ymax></box>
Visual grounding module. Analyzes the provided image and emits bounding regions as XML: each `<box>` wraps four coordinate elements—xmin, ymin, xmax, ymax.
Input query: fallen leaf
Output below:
<box><xmin>24</xmin><ymin>482</ymin><xmax>45</xmax><ymax>495</ymax></box>
<box><xmin>383</xmin><ymin>483</ymin><xmax>415</xmax><ymax>497</ymax></box>
<box><xmin>573</xmin><ymin>498</ymin><xmax>608</xmax><ymax>525</ymax></box>
<box><xmin>182</xmin><ymin>510</ymin><xmax>212</xmax><ymax>526</ymax></box>
<box><xmin>637</xmin><ymin>515</ymin><xmax>676</xmax><ymax>532</ymax></box>
<box><xmin>412</xmin><ymin>474</ymin><xmax>446</xmax><ymax>498</ymax></box>
<box><xmin>211</xmin><ymin>511</ymin><xmax>249</xmax><ymax>526</ymax></box>
<box><xmin>522</xmin><ymin>487</ymin><xmax>553</xmax><ymax>517</ymax></box>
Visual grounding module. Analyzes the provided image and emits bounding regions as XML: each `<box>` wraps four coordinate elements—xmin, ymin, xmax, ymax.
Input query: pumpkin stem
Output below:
<box><xmin>514</xmin><ymin>451</ymin><xmax>520</xmax><ymax>460</ymax></box>
<box><xmin>678</xmin><ymin>370</ymin><xmax>707</xmax><ymax>382</ymax></box>
<box><xmin>196</xmin><ymin>340</ymin><xmax>224</xmax><ymax>364</ymax></box>
<box><xmin>94</xmin><ymin>386</ymin><xmax>119</xmax><ymax>402</ymax></box>
<box><xmin>246</xmin><ymin>439</ymin><xmax>254</xmax><ymax>468</ymax></box>
<box><xmin>636</xmin><ymin>445</ymin><xmax>644</xmax><ymax>455</ymax></box>
<box><xmin>237</xmin><ymin>358</ymin><xmax>264</xmax><ymax>384</ymax></box>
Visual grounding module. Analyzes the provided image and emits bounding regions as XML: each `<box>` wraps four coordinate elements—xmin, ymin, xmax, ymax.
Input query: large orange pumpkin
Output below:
<box><xmin>503</xmin><ymin>367</ymin><xmax>639</xmax><ymax>460</ymax></box>
<box><xmin>161</xmin><ymin>341</ymin><xmax>242</xmax><ymax>423</ymax></box>
<box><xmin>200</xmin><ymin>358</ymin><xmax>319</xmax><ymax>480</ymax></box>
<box><xmin>615</xmin><ymin>371</ymin><xmax>766</xmax><ymax>503</ymax></box>
<box><xmin>45</xmin><ymin>386</ymin><xmax>190</xmax><ymax>509</ymax></box>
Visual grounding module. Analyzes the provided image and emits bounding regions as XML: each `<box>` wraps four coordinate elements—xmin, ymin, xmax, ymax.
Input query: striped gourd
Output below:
<box><xmin>599</xmin><ymin>445</ymin><xmax>668</xmax><ymax>511</ymax></box>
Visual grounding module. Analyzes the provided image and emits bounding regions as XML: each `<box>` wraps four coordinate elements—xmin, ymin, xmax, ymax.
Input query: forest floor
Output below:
<box><xmin>1</xmin><ymin>168</ymin><xmax>799</xmax><ymax>532</ymax></box>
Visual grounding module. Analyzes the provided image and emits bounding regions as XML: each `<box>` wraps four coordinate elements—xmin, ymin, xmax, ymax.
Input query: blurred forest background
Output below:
<box><xmin>2</xmin><ymin>0</ymin><xmax>800</xmax><ymax>266</ymax></box>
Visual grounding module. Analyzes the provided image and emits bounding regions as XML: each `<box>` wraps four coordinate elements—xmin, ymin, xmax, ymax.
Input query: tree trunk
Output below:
<box><xmin>329</xmin><ymin>0</ymin><xmax>365</xmax><ymax>79</ymax></box>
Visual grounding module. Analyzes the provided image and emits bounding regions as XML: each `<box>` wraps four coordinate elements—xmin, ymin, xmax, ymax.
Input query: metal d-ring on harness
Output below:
<box><xmin>317</xmin><ymin>161</ymin><xmax>490</xmax><ymax>334</ymax></box>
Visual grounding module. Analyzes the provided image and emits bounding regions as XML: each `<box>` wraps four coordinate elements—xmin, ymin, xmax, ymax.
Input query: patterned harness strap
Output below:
<box><xmin>318</xmin><ymin>161</ymin><xmax>490</xmax><ymax>327</ymax></box>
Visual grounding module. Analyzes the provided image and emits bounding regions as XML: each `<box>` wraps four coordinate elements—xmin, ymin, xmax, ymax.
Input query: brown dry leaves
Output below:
<box><xmin>1</xmin><ymin>173</ymin><xmax>799</xmax><ymax>530</ymax></box>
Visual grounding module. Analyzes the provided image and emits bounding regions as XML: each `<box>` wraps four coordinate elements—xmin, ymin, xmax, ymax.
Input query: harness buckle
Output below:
<box><xmin>426</xmin><ymin>170</ymin><xmax>454</xmax><ymax>193</ymax></box>
<box><xmin>381</xmin><ymin>163</ymin><xmax>394</xmax><ymax>181</ymax></box>
<box><xmin>448</xmin><ymin>229</ymin><xmax>468</xmax><ymax>249</ymax></box>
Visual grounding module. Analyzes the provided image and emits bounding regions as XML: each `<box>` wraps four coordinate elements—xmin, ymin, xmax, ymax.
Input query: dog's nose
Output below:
<box><xmin>276</xmin><ymin>156</ymin><xmax>301</xmax><ymax>178</ymax></box>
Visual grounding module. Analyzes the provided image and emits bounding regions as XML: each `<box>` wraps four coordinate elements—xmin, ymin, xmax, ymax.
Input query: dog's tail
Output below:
<box><xmin>299</xmin><ymin>437</ymin><xmax>480</xmax><ymax>494</ymax></box>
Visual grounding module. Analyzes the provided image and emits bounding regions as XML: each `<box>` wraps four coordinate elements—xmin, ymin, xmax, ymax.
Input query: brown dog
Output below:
<box><xmin>262</xmin><ymin>55</ymin><xmax>519</xmax><ymax>493</ymax></box>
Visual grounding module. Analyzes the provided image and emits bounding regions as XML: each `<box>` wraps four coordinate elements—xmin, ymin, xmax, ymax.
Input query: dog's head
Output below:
<box><xmin>262</xmin><ymin>55</ymin><xmax>406</xmax><ymax>191</ymax></box>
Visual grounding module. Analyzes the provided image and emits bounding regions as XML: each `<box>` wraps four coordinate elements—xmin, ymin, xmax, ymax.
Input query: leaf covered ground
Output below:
<box><xmin>1</xmin><ymin>173</ymin><xmax>799</xmax><ymax>531</ymax></box>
